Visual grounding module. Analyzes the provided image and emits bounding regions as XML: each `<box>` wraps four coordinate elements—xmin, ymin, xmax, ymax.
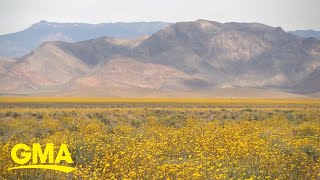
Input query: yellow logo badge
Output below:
<box><xmin>8</xmin><ymin>143</ymin><xmax>75</xmax><ymax>173</ymax></box>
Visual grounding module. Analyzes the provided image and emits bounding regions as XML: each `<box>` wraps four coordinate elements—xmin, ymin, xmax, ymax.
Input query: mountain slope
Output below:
<box><xmin>134</xmin><ymin>20</ymin><xmax>320</xmax><ymax>91</ymax></box>
<box><xmin>290</xmin><ymin>30</ymin><xmax>320</xmax><ymax>40</ymax></box>
<box><xmin>51</xmin><ymin>36</ymin><xmax>148</xmax><ymax>66</ymax></box>
<box><xmin>1</xmin><ymin>20</ymin><xmax>320</xmax><ymax>97</ymax></box>
<box><xmin>0</xmin><ymin>36</ymin><xmax>196</xmax><ymax>94</ymax></box>
<box><xmin>70</xmin><ymin>58</ymin><xmax>194</xmax><ymax>90</ymax></box>
<box><xmin>0</xmin><ymin>42</ymin><xmax>91</xmax><ymax>92</ymax></box>
<box><xmin>0</xmin><ymin>21</ymin><xmax>168</xmax><ymax>58</ymax></box>
<box><xmin>0</xmin><ymin>57</ymin><xmax>15</xmax><ymax>74</ymax></box>
<box><xmin>0</xmin><ymin>36</ymin><xmax>134</xmax><ymax>92</ymax></box>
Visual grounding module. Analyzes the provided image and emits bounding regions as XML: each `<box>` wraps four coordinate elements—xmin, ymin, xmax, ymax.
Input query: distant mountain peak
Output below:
<box><xmin>0</xmin><ymin>21</ymin><xmax>168</xmax><ymax>58</ymax></box>
<box><xmin>290</xmin><ymin>30</ymin><xmax>320</xmax><ymax>40</ymax></box>
<box><xmin>32</xmin><ymin>20</ymin><xmax>51</xmax><ymax>27</ymax></box>
<box><xmin>195</xmin><ymin>19</ymin><xmax>221</xmax><ymax>24</ymax></box>
<box><xmin>39</xmin><ymin>20</ymin><xmax>49</xmax><ymax>23</ymax></box>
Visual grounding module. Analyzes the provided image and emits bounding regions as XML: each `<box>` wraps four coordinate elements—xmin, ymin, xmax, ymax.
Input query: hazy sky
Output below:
<box><xmin>0</xmin><ymin>0</ymin><xmax>319</xmax><ymax>35</ymax></box>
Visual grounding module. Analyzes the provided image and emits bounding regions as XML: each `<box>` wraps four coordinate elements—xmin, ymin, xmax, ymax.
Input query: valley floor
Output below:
<box><xmin>0</xmin><ymin>98</ymin><xmax>319</xmax><ymax>179</ymax></box>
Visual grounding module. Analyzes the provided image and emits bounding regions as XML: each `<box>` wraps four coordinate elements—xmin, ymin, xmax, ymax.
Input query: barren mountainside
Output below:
<box><xmin>1</xmin><ymin>19</ymin><xmax>320</xmax><ymax>97</ymax></box>
<box><xmin>0</xmin><ymin>21</ymin><xmax>168</xmax><ymax>58</ymax></box>
<box><xmin>134</xmin><ymin>20</ymin><xmax>320</xmax><ymax>92</ymax></box>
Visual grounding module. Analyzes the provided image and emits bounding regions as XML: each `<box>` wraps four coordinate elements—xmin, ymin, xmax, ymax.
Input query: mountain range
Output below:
<box><xmin>0</xmin><ymin>21</ymin><xmax>168</xmax><ymax>58</ymax></box>
<box><xmin>290</xmin><ymin>30</ymin><xmax>320</xmax><ymax>40</ymax></box>
<box><xmin>1</xmin><ymin>19</ymin><xmax>320</xmax><ymax>98</ymax></box>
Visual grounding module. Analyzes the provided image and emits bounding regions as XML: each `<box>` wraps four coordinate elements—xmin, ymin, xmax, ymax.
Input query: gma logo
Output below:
<box><xmin>8</xmin><ymin>143</ymin><xmax>76</xmax><ymax>173</ymax></box>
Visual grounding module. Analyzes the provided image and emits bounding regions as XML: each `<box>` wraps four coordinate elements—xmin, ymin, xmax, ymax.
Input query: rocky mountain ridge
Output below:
<box><xmin>1</xmin><ymin>20</ymin><xmax>320</xmax><ymax>98</ymax></box>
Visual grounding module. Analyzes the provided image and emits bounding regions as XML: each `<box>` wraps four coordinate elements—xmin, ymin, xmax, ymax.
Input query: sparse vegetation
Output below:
<box><xmin>0</xmin><ymin>99</ymin><xmax>319</xmax><ymax>179</ymax></box>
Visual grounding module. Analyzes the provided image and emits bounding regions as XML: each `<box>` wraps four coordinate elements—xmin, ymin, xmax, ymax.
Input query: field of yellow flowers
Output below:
<box><xmin>0</xmin><ymin>98</ymin><xmax>320</xmax><ymax>179</ymax></box>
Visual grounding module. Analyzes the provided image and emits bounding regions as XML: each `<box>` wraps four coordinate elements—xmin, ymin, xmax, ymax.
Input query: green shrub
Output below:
<box><xmin>131</xmin><ymin>119</ymin><xmax>144</xmax><ymax>128</ymax></box>
<box><xmin>300</xmin><ymin>145</ymin><xmax>319</xmax><ymax>161</ymax></box>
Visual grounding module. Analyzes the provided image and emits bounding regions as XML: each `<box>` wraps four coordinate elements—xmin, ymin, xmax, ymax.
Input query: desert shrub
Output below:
<box><xmin>286</xmin><ymin>112</ymin><xmax>294</xmax><ymax>121</ymax></box>
<box><xmin>293</xmin><ymin>126</ymin><xmax>318</xmax><ymax>137</ymax></box>
<box><xmin>30</xmin><ymin>112</ymin><xmax>37</xmax><ymax>117</ymax></box>
<box><xmin>294</xmin><ymin>113</ymin><xmax>307</xmax><ymax>122</ymax></box>
<box><xmin>95</xmin><ymin>113</ymin><xmax>110</xmax><ymax>125</ymax></box>
<box><xmin>300</xmin><ymin>145</ymin><xmax>319</xmax><ymax>161</ymax></box>
<box><xmin>86</xmin><ymin>113</ymin><xmax>93</xmax><ymax>119</ymax></box>
<box><xmin>4</xmin><ymin>111</ymin><xmax>20</xmax><ymax>117</ymax></box>
<box><xmin>5</xmin><ymin>111</ymin><xmax>12</xmax><ymax>116</ymax></box>
<box><xmin>34</xmin><ymin>129</ymin><xmax>43</xmax><ymax>138</ymax></box>
<box><xmin>250</xmin><ymin>113</ymin><xmax>260</xmax><ymax>121</ymax></box>
<box><xmin>12</xmin><ymin>112</ymin><xmax>20</xmax><ymax>118</ymax></box>
<box><xmin>242</xmin><ymin>108</ymin><xmax>253</xmax><ymax>112</ymax></box>
<box><xmin>131</xmin><ymin>118</ymin><xmax>144</xmax><ymax>128</ymax></box>
<box><xmin>0</xmin><ymin>125</ymin><xmax>8</xmax><ymax>136</ymax></box>
<box><xmin>28</xmin><ymin>112</ymin><xmax>44</xmax><ymax>120</ymax></box>
<box><xmin>36</xmin><ymin>113</ymin><xmax>44</xmax><ymax>120</ymax></box>
<box><xmin>160</xmin><ymin>114</ymin><xmax>187</xmax><ymax>128</ymax></box>
<box><xmin>68</xmin><ymin>124</ymin><xmax>79</xmax><ymax>131</ymax></box>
